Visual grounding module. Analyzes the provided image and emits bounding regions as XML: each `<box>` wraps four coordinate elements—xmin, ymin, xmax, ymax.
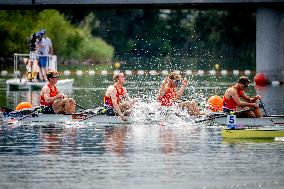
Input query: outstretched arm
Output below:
<box><xmin>157</xmin><ymin>77</ymin><xmax>169</xmax><ymax>100</ymax></box>
<box><xmin>230</xmin><ymin>89</ymin><xmax>258</xmax><ymax>108</ymax></box>
<box><xmin>123</xmin><ymin>88</ymin><xmax>130</xmax><ymax>101</ymax></box>
<box><xmin>240</xmin><ymin>92</ymin><xmax>261</xmax><ymax>103</ymax></box>
<box><xmin>177</xmin><ymin>78</ymin><xmax>188</xmax><ymax>99</ymax></box>
<box><xmin>42</xmin><ymin>86</ymin><xmax>54</xmax><ymax>104</ymax></box>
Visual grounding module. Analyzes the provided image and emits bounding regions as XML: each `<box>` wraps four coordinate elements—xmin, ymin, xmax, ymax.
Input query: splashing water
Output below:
<box><xmin>130</xmin><ymin>100</ymin><xmax>197</xmax><ymax>126</ymax></box>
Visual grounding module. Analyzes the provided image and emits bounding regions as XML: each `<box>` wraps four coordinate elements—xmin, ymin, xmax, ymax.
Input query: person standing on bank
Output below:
<box><xmin>37</xmin><ymin>30</ymin><xmax>50</xmax><ymax>81</ymax></box>
<box><xmin>157</xmin><ymin>71</ymin><xmax>201</xmax><ymax>116</ymax></box>
<box><xmin>26</xmin><ymin>32</ymin><xmax>44</xmax><ymax>81</ymax></box>
<box><xmin>222</xmin><ymin>76</ymin><xmax>262</xmax><ymax>118</ymax></box>
<box><xmin>40</xmin><ymin>71</ymin><xmax>76</xmax><ymax>114</ymax></box>
<box><xmin>40</xmin><ymin>29</ymin><xmax>55</xmax><ymax>70</ymax></box>
<box><xmin>104</xmin><ymin>73</ymin><xmax>134</xmax><ymax>121</ymax></box>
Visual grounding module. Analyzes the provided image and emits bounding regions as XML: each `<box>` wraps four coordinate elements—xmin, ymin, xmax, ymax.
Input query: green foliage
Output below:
<box><xmin>0</xmin><ymin>10</ymin><xmax>38</xmax><ymax>55</ymax></box>
<box><xmin>0</xmin><ymin>10</ymin><xmax>114</xmax><ymax>66</ymax></box>
<box><xmin>0</xmin><ymin>9</ymin><xmax>255</xmax><ymax>70</ymax></box>
<box><xmin>90</xmin><ymin>9</ymin><xmax>255</xmax><ymax>70</ymax></box>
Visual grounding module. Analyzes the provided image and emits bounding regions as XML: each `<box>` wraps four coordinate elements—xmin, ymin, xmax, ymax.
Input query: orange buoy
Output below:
<box><xmin>207</xmin><ymin>95</ymin><xmax>223</xmax><ymax>112</ymax></box>
<box><xmin>16</xmin><ymin>102</ymin><xmax>32</xmax><ymax>111</ymax></box>
<box><xmin>254</xmin><ymin>73</ymin><xmax>267</xmax><ymax>86</ymax></box>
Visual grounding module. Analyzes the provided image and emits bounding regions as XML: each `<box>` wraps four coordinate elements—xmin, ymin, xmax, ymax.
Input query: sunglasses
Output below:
<box><xmin>243</xmin><ymin>83</ymin><xmax>249</xmax><ymax>88</ymax></box>
<box><xmin>173</xmin><ymin>79</ymin><xmax>181</xmax><ymax>86</ymax></box>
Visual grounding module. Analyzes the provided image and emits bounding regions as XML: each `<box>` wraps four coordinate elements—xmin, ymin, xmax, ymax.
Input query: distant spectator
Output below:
<box><xmin>40</xmin><ymin>29</ymin><xmax>53</xmax><ymax>55</ymax></box>
<box><xmin>40</xmin><ymin>29</ymin><xmax>57</xmax><ymax>71</ymax></box>
<box><xmin>26</xmin><ymin>32</ymin><xmax>44</xmax><ymax>81</ymax></box>
<box><xmin>37</xmin><ymin>29</ymin><xmax>50</xmax><ymax>81</ymax></box>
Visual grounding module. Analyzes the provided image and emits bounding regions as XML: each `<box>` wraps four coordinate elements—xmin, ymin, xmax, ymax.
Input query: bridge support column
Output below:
<box><xmin>256</xmin><ymin>8</ymin><xmax>284</xmax><ymax>82</ymax></box>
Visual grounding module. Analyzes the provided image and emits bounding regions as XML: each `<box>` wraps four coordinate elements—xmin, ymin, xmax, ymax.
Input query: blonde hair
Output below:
<box><xmin>47</xmin><ymin>70</ymin><xmax>59</xmax><ymax>80</ymax></box>
<box><xmin>168</xmin><ymin>71</ymin><xmax>181</xmax><ymax>80</ymax></box>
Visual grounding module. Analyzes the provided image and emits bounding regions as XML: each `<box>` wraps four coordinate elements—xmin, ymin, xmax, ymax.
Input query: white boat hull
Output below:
<box><xmin>211</xmin><ymin>116</ymin><xmax>284</xmax><ymax>126</ymax></box>
<box><xmin>6</xmin><ymin>78</ymin><xmax>74</xmax><ymax>91</ymax></box>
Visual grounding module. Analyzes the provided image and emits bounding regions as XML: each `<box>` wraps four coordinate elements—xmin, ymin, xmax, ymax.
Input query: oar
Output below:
<box><xmin>194</xmin><ymin>113</ymin><xmax>227</xmax><ymax>123</ymax></box>
<box><xmin>75</xmin><ymin>103</ymin><xmax>86</xmax><ymax>110</ymax></box>
<box><xmin>10</xmin><ymin>106</ymin><xmax>43</xmax><ymax>122</ymax></box>
<box><xmin>79</xmin><ymin>108</ymin><xmax>106</xmax><ymax>122</ymax></box>
<box><xmin>259</xmin><ymin>99</ymin><xmax>268</xmax><ymax>116</ymax></box>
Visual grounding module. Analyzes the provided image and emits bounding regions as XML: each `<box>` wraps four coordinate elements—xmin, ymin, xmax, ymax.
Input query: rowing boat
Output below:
<box><xmin>1</xmin><ymin>112</ymin><xmax>130</xmax><ymax>125</ymax></box>
<box><xmin>208</xmin><ymin>115</ymin><xmax>284</xmax><ymax>126</ymax></box>
<box><xmin>221</xmin><ymin>127</ymin><xmax>284</xmax><ymax>138</ymax></box>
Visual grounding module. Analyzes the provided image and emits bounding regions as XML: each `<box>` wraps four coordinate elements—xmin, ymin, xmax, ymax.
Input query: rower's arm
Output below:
<box><xmin>157</xmin><ymin>77</ymin><xmax>168</xmax><ymax>100</ymax></box>
<box><xmin>240</xmin><ymin>93</ymin><xmax>251</xmax><ymax>102</ymax></box>
<box><xmin>124</xmin><ymin>88</ymin><xmax>130</xmax><ymax>101</ymax></box>
<box><xmin>42</xmin><ymin>86</ymin><xmax>55</xmax><ymax>104</ymax></box>
<box><xmin>230</xmin><ymin>89</ymin><xmax>256</xmax><ymax>107</ymax></box>
<box><xmin>177</xmin><ymin>86</ymin><xmax>186</xmax><ymax>99</ymax></box>
<box><xmin>177</xmin><ymin>79</ymin><xmax>188</xmax><ymax>99</ymax></box>
<box><xmin>248</xmin><ymin>95</ymin><xmax>261</xmax><ymax>103</ymax></box>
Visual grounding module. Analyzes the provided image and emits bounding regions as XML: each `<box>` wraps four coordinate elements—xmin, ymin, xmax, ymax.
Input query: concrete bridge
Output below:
<box><xmin>1</xmin><ymin>0</ymin><xmax>284</xmax><ymax>82</ymax></box>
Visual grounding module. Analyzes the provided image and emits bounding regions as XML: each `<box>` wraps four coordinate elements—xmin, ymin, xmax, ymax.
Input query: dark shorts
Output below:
<box><xmin>223</xmin><ymin>107</ymin><xmax>235</xmax><ymax>114</ymax></box>
<box><xmin>104</xmin><ymin>106</ymin><xmax>116</xmax><ymax>116</ymax></box>
<box><xmin>42</xmin><ymin>106</ymin><xmax>55</xmax><ymax>114</ymax></box>
<box><xmin>39</xmin><ymin>56</ymin><xmax>48</xmax><ymax>67</ymax></box>
<box><xmin>223</xmin><ymin>107</ymin><xmax>249</xmax><ymax>117</ymax></box>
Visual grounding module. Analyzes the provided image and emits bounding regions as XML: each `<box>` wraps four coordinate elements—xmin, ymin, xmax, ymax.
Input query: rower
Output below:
<box><xmin>156</xmin><ymin>71</ymin><xmax>201</xmax><ymax>116</ymax></box>
<box><xmin>222</xmin><ymin>76</ymin><xmax>262</xmax><ymax>118</ymax></box>
<box><xmin>40</xmin><ymin>71</ymin><xmax>76</xmax><ymax>114</ymax></box>
<box><xmin>104</xmin><ymin>72</ymin><xmax>134</xmax><ymax>121</ymax></box>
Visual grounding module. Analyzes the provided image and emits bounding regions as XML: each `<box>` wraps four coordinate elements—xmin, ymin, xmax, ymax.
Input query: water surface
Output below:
<box><xmin>0</xmin><ymin>74</ymin><xmax>283</xmax><ymax>189</ymax></box>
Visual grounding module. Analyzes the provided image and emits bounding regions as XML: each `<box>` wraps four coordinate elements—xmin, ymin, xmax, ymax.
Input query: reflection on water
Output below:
<box><xmin>0</xmin><ymin>76</ymin><xmax>284</xmax><ymax>189</ymax></box>
<box><xmin>105</xmin><ymin>126</ymin><xmax>129</xmax><ymax>156</ymax></box>
<box><xmin>159</xmin><ymin>125</ymin><xmax>177</xmax><ymax>153</ymax></box>
<box><xmin>1</xmin><ymin>123</ymin><xmax>283</xmax><ymax>189</ymax></box>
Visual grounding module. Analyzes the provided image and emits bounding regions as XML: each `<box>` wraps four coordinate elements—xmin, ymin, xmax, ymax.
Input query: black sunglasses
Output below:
<box><xmin>243</xmin><ymin>83</ymin><xmax>249</xmax><ymax>88</ymax></box>
<box><xmin>174</xmin><ymin>79</ymin><xmax>181</xmax><ymax>85</ymax></box>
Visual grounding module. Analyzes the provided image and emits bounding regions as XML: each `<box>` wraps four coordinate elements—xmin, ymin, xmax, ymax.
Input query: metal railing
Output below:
<box><xmin>13</xmin><ymin>53</ymin><xmax>57</xmax><ymax>79</ymax></box>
